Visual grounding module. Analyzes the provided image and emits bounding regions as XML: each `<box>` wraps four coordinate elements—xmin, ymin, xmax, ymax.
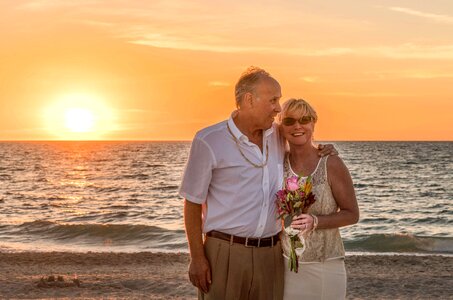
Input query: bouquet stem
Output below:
<box><xmin>289</xmin><ymin>235</ymin><xmax>300</xmax><ymax>273</ymax></box>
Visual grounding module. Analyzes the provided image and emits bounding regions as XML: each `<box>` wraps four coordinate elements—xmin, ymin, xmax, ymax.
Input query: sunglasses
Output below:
<box><xmin>282</xmin><ymin>116</ymin><xmax>314</xmax><ymax>126</ymax></box>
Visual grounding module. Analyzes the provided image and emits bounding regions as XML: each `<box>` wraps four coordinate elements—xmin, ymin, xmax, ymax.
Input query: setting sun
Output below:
<box><xmin>43</xmin><ymin>93</ymin><xmax>117</xmax><ymax>140</ymax></box>
<box><xmin>65</xmin><ymin>108</ymin><xmax>95</xmax><ymax>133</ymax></box>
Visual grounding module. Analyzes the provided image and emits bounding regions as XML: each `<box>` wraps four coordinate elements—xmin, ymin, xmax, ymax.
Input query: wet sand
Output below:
<box><xmin>0</xmin><ymin>252</ymin><xmax>451</xmax><ymax>299</ymax></box>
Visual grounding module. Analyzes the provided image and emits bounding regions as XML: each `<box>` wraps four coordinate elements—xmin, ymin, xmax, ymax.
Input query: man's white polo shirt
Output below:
<box><xmin>179</xmin><ymin>116</ymin><xmax>285</xmax><ymax>238</ymax></box>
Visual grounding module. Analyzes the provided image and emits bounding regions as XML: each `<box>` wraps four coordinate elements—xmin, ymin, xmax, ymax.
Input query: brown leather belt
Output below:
<box><xmin>206</xmin><ymin>230</ymin><xmax>280</xmax><ymax>247</ymax></box>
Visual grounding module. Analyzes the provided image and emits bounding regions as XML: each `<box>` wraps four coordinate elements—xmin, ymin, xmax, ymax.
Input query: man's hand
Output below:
<box><xmin>317</xmin><ymin>143</ymin><xmax>338</xmax><ymax>156</ymax></box>
<box><xmin>189</xmin><ymin>255</ymin><xmax>212</xmax><ymax>293</ymax></box>
<box><xmin>184</xmin><ymin>199</ymin><xmax>211</xmax><ymax>293</ymax></box>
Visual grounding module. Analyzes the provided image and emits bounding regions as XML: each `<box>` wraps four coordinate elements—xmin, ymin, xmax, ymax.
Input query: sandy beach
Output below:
<box><xmin>0</xmin><ymin>252</ymin><xmax>451</xmax><ymax>299</ymax></box>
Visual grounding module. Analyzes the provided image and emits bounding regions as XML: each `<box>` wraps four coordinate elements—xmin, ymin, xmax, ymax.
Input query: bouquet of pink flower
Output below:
<box><xmin>276</xmin><ymin>175</ymin><xmax>316</xmax><ymax>273</ymax></box>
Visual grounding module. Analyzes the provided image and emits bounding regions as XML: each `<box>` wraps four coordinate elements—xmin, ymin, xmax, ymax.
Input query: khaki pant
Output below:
<box><xmin>199</xmin><ymin>236</ymin><xmax>284</xmax><ymax>300</ymax></box>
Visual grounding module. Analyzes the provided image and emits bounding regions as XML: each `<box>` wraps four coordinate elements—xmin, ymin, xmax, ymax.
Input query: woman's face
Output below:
<box><xmin>280</xmin><ymin>111</ymin><xmax>315</xmax><ymax>147</ymax></box>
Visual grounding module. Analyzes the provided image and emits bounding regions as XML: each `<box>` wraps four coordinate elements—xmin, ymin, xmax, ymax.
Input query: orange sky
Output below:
<box><xmin>1</xmin><ymin>0</ymin><xmax>452</xmax><ymax>141</ymax></box>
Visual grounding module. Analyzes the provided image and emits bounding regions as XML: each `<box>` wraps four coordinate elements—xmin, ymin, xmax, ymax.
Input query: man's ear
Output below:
<box><xmin>244</xmin><ymin>92</ymin><xmax>254</xmax><ymax>108</ymax></box>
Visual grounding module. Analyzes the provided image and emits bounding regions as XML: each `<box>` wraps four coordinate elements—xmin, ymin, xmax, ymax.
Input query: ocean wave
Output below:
<box><xmin>428</xmin><ymin>203</ymin><xmax>449</xmax><ymax>209</ymax></box>
<box><xmin>0</xmin><ymin>174</ymin><xmax>12</xmax><ymax>181</ymax></box>
<box><xmin>94</xmin><ymin>186</ymin><xmax>128</xmax><ymax>193</ymax></box>
<box><xmin>419</xmin><ymin>191</ymin><xmax>446</xmax><ymax>197</ymax></box>
<box><xmin>103</xmin><ymin>205</ymin><xmax>133</xmax><ymax>210</ymax></box>
<box><xmin>360</xmin><ymin>217</ymin><xmax>396</xmax><ymax>224</ymax></box>
<box><xmin>11</xmin><ymin>167</ymin><xmax>26</xmax><ymax>171</ymax></box>
<box><xmin>353</xmin><ymin>183</ymin><xmax>368</xmax><ymax>188</ymax></box>
<box><xmin>131</xmin><ymin>162</ymin><xmax>165</xmax><ymax>168</ymax></box>
<box><xmin>147</xmin><ymin>164</ymin><xmax>165</xmax><ymax>168</ymax></box>
<box><xmin>354</xmin><ymin>182</ymin><xmax>393</xmax><ymax>189</ymax></box>
<box><xmin>120</xmin><ymin>174</ymin><xmax>150</xmax><ymax>180</ymax></box>
<box><xmin>344</xmin><ymin>233</ymin><xmax>453</xmax><ymax>254</ymax></box>
<box><xmin>151</xmin><ymin>185</ymin><xmax>179</xmax><ymax>191</ymax></box>
<box><xmin>2</xmin><ymin>221</ymin><xmax>185</xmax><ymax>245</ymax></box>
<box><xmin>399</xmin><ymin>216</ymin><xmax>450</xmax><ymax>224</ymax></box>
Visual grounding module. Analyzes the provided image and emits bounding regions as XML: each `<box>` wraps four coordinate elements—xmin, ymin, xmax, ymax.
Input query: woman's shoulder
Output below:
<box><xmin>326</xmin><ymin>155</ymin><xmax>349</xmax><ymax>177</ymax></box>
<box><xmin>324</xmin><ymin>154</ymin><xmax>354</xmax><ymax>189</ymax></box>
<box><xmin>326</xmin><ymin>154</ymin><xmax>344</xmax><ymax>167</ymax></box>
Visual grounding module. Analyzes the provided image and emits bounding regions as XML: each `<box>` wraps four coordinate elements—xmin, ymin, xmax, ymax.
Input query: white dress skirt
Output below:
<box><xmin>283</xmin><ymin>256</ymin><xmax>347</xmax><ymax>300</ymax></box>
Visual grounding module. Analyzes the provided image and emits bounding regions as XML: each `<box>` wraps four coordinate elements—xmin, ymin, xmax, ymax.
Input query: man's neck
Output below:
<box><xmin>233</xmin><ymin>113</ymin><xmax>263</xmax><ymax>148</ymax></box>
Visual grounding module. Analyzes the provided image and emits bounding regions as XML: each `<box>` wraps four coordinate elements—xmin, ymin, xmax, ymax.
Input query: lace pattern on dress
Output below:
<box><xmin>281</xmin><ymin>153</ymin><xmax>345</xmax><ymax>262</ymax></box>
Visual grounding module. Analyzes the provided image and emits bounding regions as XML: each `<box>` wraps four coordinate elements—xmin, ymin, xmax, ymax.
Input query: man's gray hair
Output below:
<box><xmin>234</xmin><ymin>66</ymin><xmax>272</xmax><ymax>106</ymax></box>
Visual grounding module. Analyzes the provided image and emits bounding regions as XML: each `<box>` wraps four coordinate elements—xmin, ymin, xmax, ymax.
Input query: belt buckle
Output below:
<box><xmin>245</xmin><ymin>237</ymin><xmax>260</xmax><ymax>248</ymax></box>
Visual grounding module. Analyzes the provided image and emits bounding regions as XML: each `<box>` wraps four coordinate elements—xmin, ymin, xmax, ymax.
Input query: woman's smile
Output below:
<box><xmin>291</xmin><ymin>132</ymin><xmax>306</xmax><ymax>137</ymax></box>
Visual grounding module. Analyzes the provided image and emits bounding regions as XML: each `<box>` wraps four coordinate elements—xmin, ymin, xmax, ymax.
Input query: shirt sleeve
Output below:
<box><xmin>178</xmin><ymin>137</ymin><xmax>215</xmax><ymax>204</ymax></box>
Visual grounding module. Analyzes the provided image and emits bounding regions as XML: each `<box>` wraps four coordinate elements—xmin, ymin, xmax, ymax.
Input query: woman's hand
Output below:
<box><xmin>291</xmin><ymin>214</ymin><xmax>314</xmax><ymax>233</ymax></box>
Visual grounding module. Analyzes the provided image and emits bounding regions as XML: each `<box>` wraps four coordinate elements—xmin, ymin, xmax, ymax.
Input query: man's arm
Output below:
<box><xmin>184</xmin><ymin>199</ymin><xmax>211</xmax><ymax>293</ymax></box>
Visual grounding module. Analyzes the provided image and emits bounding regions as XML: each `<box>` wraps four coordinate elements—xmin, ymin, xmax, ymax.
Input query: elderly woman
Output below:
<box><xmin>278</xmin><ymin>98</ymin><xmax>359</xmax><ymax>300</ymax></box>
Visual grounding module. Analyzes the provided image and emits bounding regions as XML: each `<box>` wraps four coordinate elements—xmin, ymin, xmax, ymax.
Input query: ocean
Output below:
<box><xmin>0</xmin><ymin>141</ymin><xmax>452</xmax><ymax>255</ymax></box>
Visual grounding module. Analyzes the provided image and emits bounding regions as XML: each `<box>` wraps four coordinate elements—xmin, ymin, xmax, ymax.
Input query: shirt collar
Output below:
<box><xmin>227</xmin><ymin>111</ymin><xmax>275</xmax><ymax>142</ymax></box>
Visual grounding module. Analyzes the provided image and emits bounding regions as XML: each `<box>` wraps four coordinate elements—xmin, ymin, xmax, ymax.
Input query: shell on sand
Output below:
<box><xmin>36</xmin><ymin>275</ymin><xmax>81</xmax><ymax>288</ymax></box>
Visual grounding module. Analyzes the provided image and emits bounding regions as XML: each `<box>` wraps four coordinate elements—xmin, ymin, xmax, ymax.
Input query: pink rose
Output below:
<box><xmin>286</xmin><ymin>176</ymin><xmax>299</xmax><ymax>192</ymax></box>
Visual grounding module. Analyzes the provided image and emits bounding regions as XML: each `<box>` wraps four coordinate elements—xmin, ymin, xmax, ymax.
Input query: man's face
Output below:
<box><xmin>250</xmin><ymin>78</ymin><xmax>282</xmax><ymax>130</ymax></box>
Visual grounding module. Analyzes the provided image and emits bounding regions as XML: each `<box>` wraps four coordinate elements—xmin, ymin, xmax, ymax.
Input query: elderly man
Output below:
<box><xmin>179</xmin><ymin>67</ymin><xmax>333</xmax><ymax>300</ymax></box>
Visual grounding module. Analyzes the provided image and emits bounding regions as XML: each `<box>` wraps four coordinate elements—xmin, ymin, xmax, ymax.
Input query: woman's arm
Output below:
<box><xmin>317</xmin><ymin>155</ymin><xmax>359</xmax><ymax>229</ymax></box>
<box><xmin>291</xmin><ymin>156</ymin><xmax>359</xmax><ymax>232</ymax></box>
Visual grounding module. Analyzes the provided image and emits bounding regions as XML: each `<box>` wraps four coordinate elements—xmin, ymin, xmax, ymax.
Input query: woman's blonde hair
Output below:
<box><xmin>278</xmin><ymin>98</ymin><xmax>318</xmax><ymax>123</ymax></box>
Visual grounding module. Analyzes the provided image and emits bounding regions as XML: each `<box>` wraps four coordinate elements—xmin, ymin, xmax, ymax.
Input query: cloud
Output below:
<box><xmin>120</xmin><ymin>109</ymin><xmax>170</xmax><ymax>117</ymax></box>
<box><xmin>300</xmin><ymin>76</ymin><xmax>320</xmax><ymax>83</ymax></box>
<box><xmin>10</xmin><ymin>1</ymin><xmax>369</xmax><ymax>56</ymax></box>
<box><xmin>365</xmin><ymin>70</ymin><xmax>453</xmax><ymax>80</ymax></box>
<box><xmin>299</xmin><ymin>71</ymin><xmax>453</xmax><ymax>83</ymax></box>
<box><xmin>208</xmin><ymin>81</ymin><xmax>230</xmax><ymax>87</ymax></box>
<box><xmin>128</xmin><ymin>26</ymin><xmax>453</xmax><ymax>59</ymax></box>
<box><xmin>389</xmin><ymin>7</ymin><xmax>453</xmax><ymax>24</ymax></box>
<box><xmin>10</xmin><ymin>1</ymin><xmax>453</xmax><ymax>60</ymax></box>
<box><xmin>322</xmin><ymin>92</ymin><xmax>408</xmax><ymax>98</ymax></box>
<box><xmin>367</xmin><ymin>44</ymin><xmax>453</xmax><ymax>59</ymax></box>
<box><xmin>130</xmin><ymin>38</ymin><xmax>453</xmax><ymax>60</ymax></box>
<box><xmin>123</xmin><ymin>109</ymin><xmax>148</xmax><ymax>113</ymax></box>
<box><xmin>130</xmin><ymin>38</ymin><xmax>272</xmax><ymax>53</ymax></box>
<box><xmin>288</xmin><ymin>44</ymin><xmax>453</xmax><ymax>60</ymax></box>
<box><xmin>15</xmin><ymin>0</ymin><xmax>102</xmax><ymax>10</ymax></box>
<box><xmin>406</xmin><ymin>73</ymin><xmax>453</xmax><ymax>79</ymax></box>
